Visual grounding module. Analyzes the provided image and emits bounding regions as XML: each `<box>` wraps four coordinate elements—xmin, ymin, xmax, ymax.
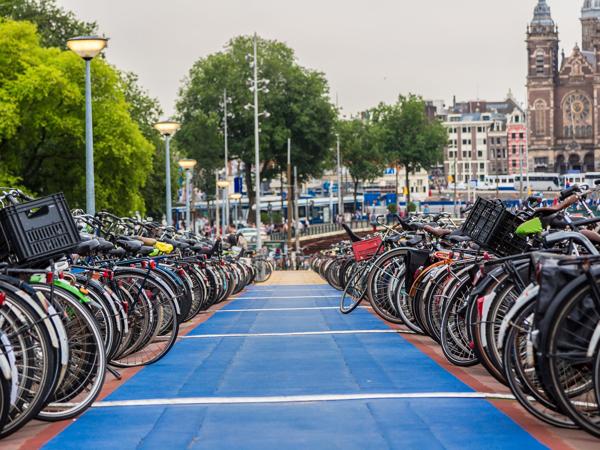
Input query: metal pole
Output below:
<box><xmin>453</xmin><ymin>156</ymin><xmax>458</xmax><ymax>217</ymax></box>
<box><xmin>85</xmin><ymin>59</ymin><xmax>95</xmax><ymax>215</ymax></box>
<box><xmin>222</xmin><ymin>184</ymin><xmax>226</xmax><ymax>235</ymax></box>
<box><xmin>253</xmin><ymin>33</ymin><xmax>262</xmax><ymax>250</ymax></box>
<box><xmin>294</xmin><ymin>165</ymin><xmax>300</xmax><ymax>254</ymax></box>
<box><xmin>286</xmin><ymin>138</ymin><xmax>293</xmax><ymax>244</ymax></box>
<box><xmin>329</xmin><ymin>177</ymin><xmax>334</xmax><ymax>224</ymax></box>
<box><xmin>223</xmin><ymin>89</ymin><xmax>230</xmax><ymax>228</ymax></box>
<box><xmin>336</xmin><ymin>134</ymin><xmax>343</xmax><ymax>220</ymax></box>
<box><xmin>185</xmin><ymin>170</ymin><xmax>191</xmax><ymax>230</ymax></box>
<box><xmin>525</xmin><ymin>111</ymin><xmax>530</xmax><ymax>194</ymax></box>
<box><xmin>165</xmin><ymin>135</ymin><xmax>172</xmax><ymax>226</ymax></box>
<box><xmin>215</xmin><ymin>172</ymin><xmax>221</xmax><ymax>237</ymax></box>
<box><xmin>519</xmin><ymin>143</ymin><xmax>524</xmax><ymax>199</ymax></box>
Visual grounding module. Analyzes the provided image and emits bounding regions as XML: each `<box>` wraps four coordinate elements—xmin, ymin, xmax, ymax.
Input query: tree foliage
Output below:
<box><xmin>337</xmin><ymin>117</ymin><xmax>384</xmax><ymax>211</ymax></box>
<box><xmin>373</xmin><ymin>95</ymin><xmax>447</xmax><ymax>206</ymax></box>
<box><xmin>176</xmin><ymin>35</ymin><xmax>336</xmax><ymax>222</ymax></box>
<box><xmin>0</xmin><ymin>0</ymin><xmax>97</xmax><ymax>48</ymax></box>
<box><xmin>0</xmin><ymin>19</ymin><xmax>153</xmax><ymax>215</ymax></box>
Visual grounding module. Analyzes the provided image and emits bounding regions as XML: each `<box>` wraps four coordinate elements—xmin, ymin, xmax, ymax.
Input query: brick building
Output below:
<box><xmin>527</xmin><ymin>0</ymin><xmax>600</xmax><ymax>173</ymax></box>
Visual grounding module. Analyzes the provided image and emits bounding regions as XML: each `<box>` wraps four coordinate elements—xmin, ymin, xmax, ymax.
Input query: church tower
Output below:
<box><xmin>527</xmin><ymin>0</ymin><xmax>559</xmax><ymax>169</ymax></box>
<box><xmin>581</xmin><ymin>0</ymin><xmax>600</xmax><ymax>51</ymax></box>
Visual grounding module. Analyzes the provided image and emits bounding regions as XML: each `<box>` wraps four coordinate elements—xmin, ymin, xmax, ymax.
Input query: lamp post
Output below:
<box><xmin>230</xmin><ymin>193</ymin><xmax>242</xmax><ymax>226</ymax></box>
<box><xmin>154</xmin><ymin>121</ymin><xmax>181</xmax><ymax>226</ymax></box>
<box><xmin>336</xmin><ymin>133</ymin><xmax>343</xmax><ymax>220</ymax></box>
<box><xmin>178</xmin><ymin>159</ymin><xmax>197</xmax><ymax>231</ymax></box>
<box><xmin>67</xmin><ymin>36</ymin><xmax>108</xmax><ymax>215</ymax></box>
<box><xmin>217</xmin><ymin>180</ymin><xmax>230</xmax><ymax>235</ymax></box>
<box><xmin>247</xmin><ymin>33</ymin><xmax>270</xmax><ymax>251</ymax></box>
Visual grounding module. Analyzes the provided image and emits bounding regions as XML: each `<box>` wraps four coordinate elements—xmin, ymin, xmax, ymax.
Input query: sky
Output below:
<box><xmin>57</xmin><ymin>0</ymin><xmax>582</xmax><ymax>117</ymax></box>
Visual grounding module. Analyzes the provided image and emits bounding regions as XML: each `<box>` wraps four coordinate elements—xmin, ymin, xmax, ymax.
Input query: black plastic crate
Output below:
<box><xmin>0</xmin><ymin>193</ymin><xmax>80</xmax><ymax>264</ymax></box>
<box><xmin>461</xmin><ymin>197</ymin><xmax>527</xmax><ymax>257</ymax></box>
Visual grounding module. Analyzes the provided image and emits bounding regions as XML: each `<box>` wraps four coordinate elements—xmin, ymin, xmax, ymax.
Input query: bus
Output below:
<box><xmin>560</xmin><ymin>173</ymin><xmax>586</xmax><ymax>188</ymax></box>
<box><xmin>481</xmin><ymin>175</ymin><xmax>516</xmax><ymax>191</ymax></box>
<box><xmin>585</xmin><ymin>172</ymin><xmax>600</xmax><ymax>185</ymax></box>
<box><xmin>514</xmin><ymin>173</ymin><xmax>560</xmax><ymax>191</ymax></box>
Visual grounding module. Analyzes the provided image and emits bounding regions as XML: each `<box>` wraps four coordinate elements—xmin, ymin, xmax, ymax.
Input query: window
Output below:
<box><xmin>535</xmin><ymin>50</ymin><xmax>545</xmax><ymax>75</ymax></box>
<box><xmin>511</xmin><ymin>133</ymin><xmax>516</xmax><ymax>139</ymax></box>
<box><xmin>478</xmin><ymin>151</ymin><xmax>483</xmax><ymax>158</ymax></box>
<box><xmin>512</xmin><ymin>160</ymin><xmax>517</xmax><ymax>167</ymax></box>
<box><xmin>519</xmin><ymin>133</ymin><xmax>524</xmax><ymax>139</ymax></box>
<box><xmin>534</xmin><ymin>99</ymin><xmax>547</xmax><ymax>135</ymax></box>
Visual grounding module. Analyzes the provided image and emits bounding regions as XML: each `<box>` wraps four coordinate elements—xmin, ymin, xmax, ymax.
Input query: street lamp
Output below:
<box><xmin>67</xmin><ymin>36</ymin><xmax>108</xmax><ymax>215</ymax></box>
<box><xmin>247</xmin><ymin>32</ymin><xmax>270</xmax><ymax>251</ymax></box>
<box><xmin>178</xmin><ymin>159</ymin><xmax>197</xmax><ymax>231</ymax></box>
<box><xmin>230</xmin><ymin>192</ymin><xmax>242</xmax><ymax>226</ymax></box>
<box><xmin>217</xmin><ymin>180</ymin><xmax>230</xmax><ymax>234</ymax></box>
<box><xmin>154</xmin><ymin>121</ymin><xmax>181</xmax><ymax>226</ymax></box>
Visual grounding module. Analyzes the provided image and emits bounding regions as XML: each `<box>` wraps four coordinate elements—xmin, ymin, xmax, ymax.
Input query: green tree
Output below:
<box><xmin>373</xmin><ymin>95</ymin><xmax>447</xmax><ymax>209</ymax></box>
<box><xmin>118</xmin><ymin>71</ymin><xmax>178</xmax><ymax>220</ymax></box>
<box><xmin>0</xmin><ymin>0</ymin><xmax>97</xmax><ymax>48</ymax></box>
<box><xmin>338</xmin><ymin>117</ymin><xmax>384</xmax><ymax>212</ymax></box>
<box><xmin>176</xmin><ymin>35</ymin><xmax>336</xmax><ymax>223</ymax></box>
<box><xmin>0</xmin><ymin>19</ymin><xmax>153</xmax><ymax>215</ymax></box>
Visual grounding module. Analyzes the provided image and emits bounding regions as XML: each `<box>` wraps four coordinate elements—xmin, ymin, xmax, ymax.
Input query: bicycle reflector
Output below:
<box><xmin>0</xmin><ymin>292</ymin><xmax>5</xmax><ymax>306</ymax></box>
<box><xmin>46</xmin><ymin>272</ymin><xmax>54</xmax><ymax>284</ymax></box>
<box><xmin>477</xmin><ymin>296</ymin><xmax>485</xmax><ymax>319</ymax></box>
<box><xmin>149</xmin><ymin>260</ymin><xmax>157</xmax><ymax>270</ymax></box>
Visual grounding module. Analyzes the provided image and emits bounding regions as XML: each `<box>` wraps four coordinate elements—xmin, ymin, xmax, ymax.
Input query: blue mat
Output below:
<box><xmin>45</xmin><ymin>283</ymin><xmax>545</xmax><ymax>449</ymax></box>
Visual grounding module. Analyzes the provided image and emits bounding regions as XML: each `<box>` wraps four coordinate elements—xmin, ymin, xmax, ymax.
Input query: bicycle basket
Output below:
<box><xmin>352</xmin><ymin>236</ymin><xmax>383</xmax><ymax>262</ymax></box>
<box><xmin>0</xmin><ymin>193</ymin><xmax>80</xmax><ymax>264</ymax></box>
<box><xmin>461</xmin><ymin>197</ymin><xmax>526</xmax><ymax>257</ymax></box>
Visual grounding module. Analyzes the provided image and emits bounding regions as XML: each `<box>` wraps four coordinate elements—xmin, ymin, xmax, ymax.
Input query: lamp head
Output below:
<box><xmin>217</xmin><ymin>181</ymin><xmax>230</xmax><ymax>188</ymax></box>
<box><xmin>230</xmin><ymin>193</ymin><xmax>242</xmax><ymax>200</ymax></box>
<box><xmin>178</xmin><ymin>159</ymin><xmax>197</xmax><ymax>170</ymax></box>
<box><xmin>67</xmin><ymin>36</ymin><xmax>108</xmax><ymax>60</ymax></box>
<box><xmin>154</xmin><ymin>120</ymin><xmax>181</xmax><ymax>137</ymax></box>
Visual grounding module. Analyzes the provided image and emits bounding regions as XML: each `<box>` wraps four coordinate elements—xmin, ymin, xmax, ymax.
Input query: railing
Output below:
<box><xmin>268</xmin><ymin>220</ymin><xmax>370</xmax><ymax>241</ymax></box>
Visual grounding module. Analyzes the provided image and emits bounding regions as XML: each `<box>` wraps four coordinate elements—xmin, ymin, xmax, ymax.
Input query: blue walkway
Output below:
<box><xmin>45</xmin><ymin>283</ymin><xmax>545</xmax><ymax>450</ymax></box>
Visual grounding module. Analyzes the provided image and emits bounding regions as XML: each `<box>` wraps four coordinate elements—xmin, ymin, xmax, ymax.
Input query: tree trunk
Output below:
<box><xmin>405</xmin><ymin>165</ymin><xmax>411</xmax><ymax>213</ymax></box>
<box><xmin>353</xmin><ymin>180</ymin><xmax>359</xmax><ymax>213</ymax></box>
<box><xmin>244</xmin><ymin>163</ymin><xmax>256</xmax><ymax>225</ymax></box>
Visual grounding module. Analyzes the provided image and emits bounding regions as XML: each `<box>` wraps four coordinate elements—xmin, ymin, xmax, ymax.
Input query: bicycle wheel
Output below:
<box><xmin>340</xmin><ymin>261</ymin><xmax>368</xmax><ymax>314</ymax></box>
<box><xmin>110</xmin><ymin>270</ymin><xmax>179</xmax><ymax>368</ymax></box>
<box><xmin>367</xmin><ymin>249</ymin><xmax>409</xmax><ymax>324</ymax></box>
<box><xmin>439</xmin><ymin>272</ymin><xmax>478</xmax><ymax>367</ymax></box>
<box><xmin>502</xmin><ymin>302</ymin><xmax>577</xmax><ymax>429</ymax></box>
<box><xmin>35</xmin><ymin>286</ymin><xmax>106</xmax><ymax>421</ymax></box>
<box><xmin>542</xmin><ymin>278</ymin><xmax>600</xmax><ymax>437</ymax></box>
<box><xmin>253</xmin><ymin>258</ymin><xmax>272</xmax><ymax>283</ymax></box>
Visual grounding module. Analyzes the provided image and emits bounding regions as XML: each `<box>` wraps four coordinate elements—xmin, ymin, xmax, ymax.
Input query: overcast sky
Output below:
<box><xmin>57</xmin><ymin>0</ymin><xmax>582</xmax><ymax>117</ymax></box>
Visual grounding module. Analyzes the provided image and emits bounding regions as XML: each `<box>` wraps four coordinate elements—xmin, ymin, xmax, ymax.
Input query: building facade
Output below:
<box><xmin>527</xmin><ymin>0</ymin><xmax>600</xmax><ymax>174</ymax></box>
<box><xmin>440</xmin><ymin>96</ymin><xmax>525</xmax><ymax>184</ymax></box>
<box><xmin>507</xmin><ymin>108</ymin><xmax>528</xmax><ymax>175</ymax></box>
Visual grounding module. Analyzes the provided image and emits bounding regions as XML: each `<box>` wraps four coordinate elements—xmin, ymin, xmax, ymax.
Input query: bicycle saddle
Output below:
<box><xmin>109</xmin><ymin>248</ymin><xmax>126</xmax><ymax>258</ymax></box>
<box><xmin>423</xmin><ymin>225</ymin><xmax>452</xmax><ymax>238</ymax></box>
<box><xmin>97</xmin><ymin>238</ymin><xmax>115</xmax><ymax>252</ymax></box>
<box><xmin>406</xmin><ymin>235</ymin><xmax>423</xmax><ymax>246</ymax></box>
<box><xmin>138</xmin><ymin>246</ymin><xmax>155</xmax><ymax>256</ymax></box>
<box><xmin>580</xmin><ymin>229</ymin><xmax>600</xmax><ymax>244</ymax></box>
<box><xmin>116</xmin><ymin>238</ymin><xmax>143</xmax><ymax>253</ymax></box>
<box><xmin>74</xmin><ymin>239</ymin><xmax>100</xmax><ymax>256</ymax></box>
<box><xmin>446</xmin><ymin>234</ymin><xmax>471</xmax><ymax>244</ymax></box>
